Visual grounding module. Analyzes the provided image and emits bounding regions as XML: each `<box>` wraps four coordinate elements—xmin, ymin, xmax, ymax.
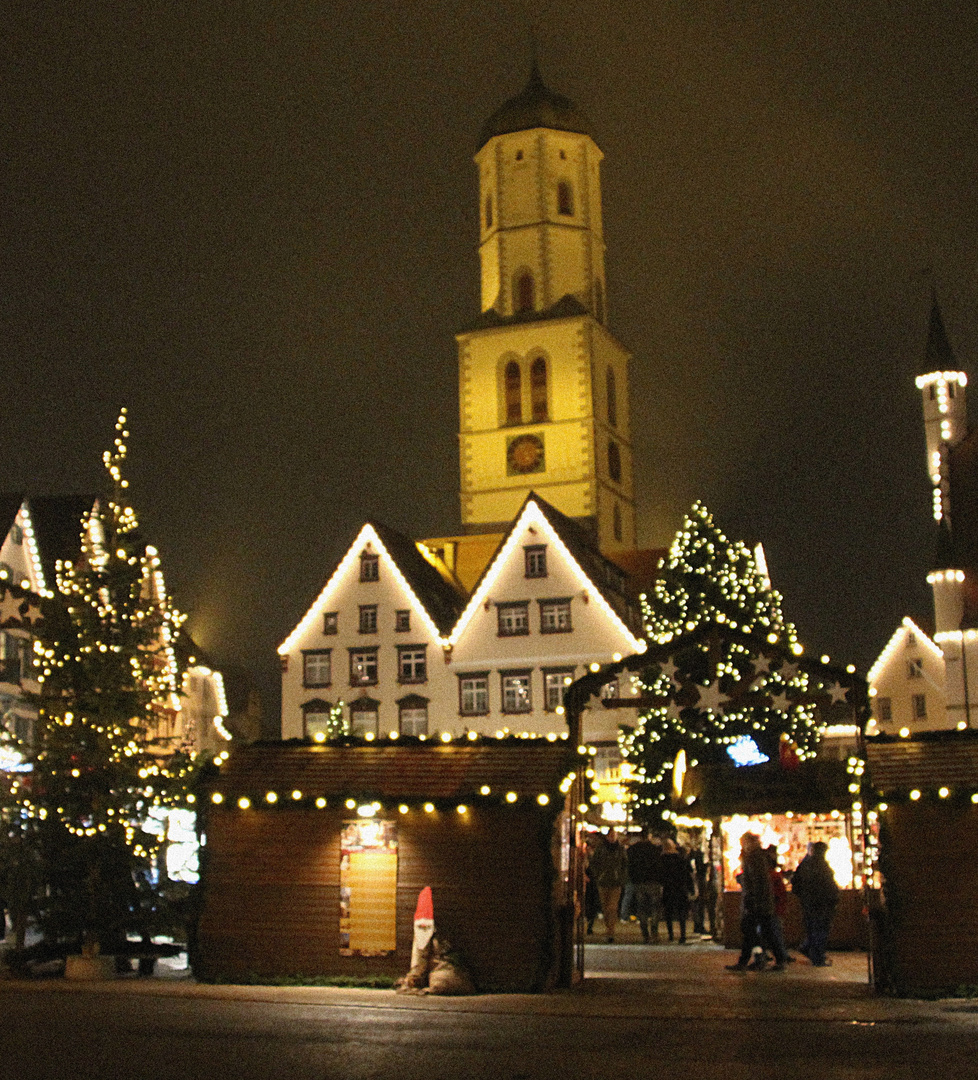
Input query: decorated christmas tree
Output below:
<box><xmin>4</xmin><ymin>411</ymin><xmax>198</xmax><ymax>954</ymax></box>
<box><xmin>622</xmin><ymin>502</ymin><xmax>828</xmax><ymax>818</ymax></box>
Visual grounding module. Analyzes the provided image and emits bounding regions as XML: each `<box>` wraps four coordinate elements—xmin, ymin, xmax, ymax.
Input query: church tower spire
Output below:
<box><xmin>457</xmin><ymin>69</ymin><xmax>636</xmax><ymax>554</ymax></box>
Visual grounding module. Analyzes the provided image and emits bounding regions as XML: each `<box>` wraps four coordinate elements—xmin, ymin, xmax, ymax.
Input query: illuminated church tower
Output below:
<box><xmin>457</xmin><ymin>66</ymin><xmax>636</xmax><ymax>553</ymax></box>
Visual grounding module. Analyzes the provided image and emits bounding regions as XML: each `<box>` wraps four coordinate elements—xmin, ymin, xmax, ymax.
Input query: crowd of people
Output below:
<box><xmin>583</xmin><ymin>828</ymin><xmax>717</xmax><ymax>945</ymax></box>
<box><xmin>583</xmin><ymin>827</ymin><xmax>840</xmax><ymax>971</ymax></box>
<box><xmin>726</xmin><ymin>832</ymin><xmax>839</xmax><ymax>972</ymax></box>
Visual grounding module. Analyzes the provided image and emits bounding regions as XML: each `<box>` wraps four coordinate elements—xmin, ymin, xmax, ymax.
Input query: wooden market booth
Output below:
<box><xmin>865</xmin><ymin>729</ymin><xmax>978</xmax><ymax>994</ymax></box>
<box><xmin>680</xmin><ymin>758</ymin><xmax>872</xmax><ymax>952</ymax></box>
<box><xmin>193</xmin><ymin>737</ymin><xmax>582</xmax><ymax>992</ymax></box>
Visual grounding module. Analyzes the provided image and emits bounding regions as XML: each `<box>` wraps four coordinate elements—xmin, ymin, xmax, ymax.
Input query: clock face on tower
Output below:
<box><xmin>506</xmin><ymin>433</ymin><xmax>545</xmax><ymax>475</ymax></box>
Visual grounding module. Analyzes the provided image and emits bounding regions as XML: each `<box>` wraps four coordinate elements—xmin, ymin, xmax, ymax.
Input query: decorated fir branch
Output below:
<box><xmin>621</xmin><ymin>501</ymin><xmax>843</xmax><ymax>816</ymax></box>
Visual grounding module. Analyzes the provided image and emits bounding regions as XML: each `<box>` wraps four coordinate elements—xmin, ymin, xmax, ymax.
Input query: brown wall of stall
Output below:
<box><xmin>721</xmin><ymin>890</ymin><xmax>870</xmax><ymax>951</ymax></box>
<box><xmin>194</xmin><ymin>805</ymin><xmax>562</xmax><ymax>992</ymax></box>
<box><xmin>876</xmin><ymin>803</ymin><xmax>978</xmax><ymax>993</ymax></box>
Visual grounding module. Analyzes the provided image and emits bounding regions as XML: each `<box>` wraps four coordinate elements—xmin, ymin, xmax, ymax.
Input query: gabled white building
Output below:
<box><xmin>279</xmin><ymin>494</ymin><xmax>649</xmax><ymax>744</ymax></box>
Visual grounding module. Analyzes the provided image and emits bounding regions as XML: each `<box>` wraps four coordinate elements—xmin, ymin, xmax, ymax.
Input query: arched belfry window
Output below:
<box><xmin>606</xmin><ymin>366</ymin><xmax>617</xmax><ymax>428</ymax></box>
<box><xmin>530</xmin><ymin>357</ymin><xmax>548</xmax><ymax>422</ymax></box>
<box><xmin>608</xmin><ymin>440</ymin><xmax>622</xmax><ymax>484</ymax></box>
<box><xmin>505</xmin><ymin>361</ymin><xmax>523</xmax><ymax>425</ymax></box>
<box><xmin>557</xmin><ymin>181</ymin><xmax>574</xmax><ymax>216</ymax></box>
<box><xmin>485</xmin><ymin>194</ymin><xmax>493</xmax><ymax>229</ymax></box>
<box><xmin>515</xmin><ymin>271</ymin><xmax>535</xmax><ymax>313</ymax></box>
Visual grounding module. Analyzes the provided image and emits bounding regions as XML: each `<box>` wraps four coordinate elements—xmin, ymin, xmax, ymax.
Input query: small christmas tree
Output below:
<box><xmin>623</xmin><ymin>502</ymin><xmax>821</xmax><ymax>817</ymax></box>
<box><xmin>5</xmin><ymin>411</ymin><xmax>198</xmax><ymax>955</ymax></box>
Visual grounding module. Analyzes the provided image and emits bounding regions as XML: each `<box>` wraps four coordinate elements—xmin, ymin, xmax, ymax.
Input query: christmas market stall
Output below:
<box><xmin>863</xmin><ymin>729</ymin><xmax>978</xmax><ymax>994</ymax></box>
<box><xmin>677</xmin><ymin>756</ymin><xmax>872</xmax><ymax>951</ymax></box>
<box><xmin>193</xmin><ymin>736</ymin><xmax>581</xmax><ymax>991</ymax></box>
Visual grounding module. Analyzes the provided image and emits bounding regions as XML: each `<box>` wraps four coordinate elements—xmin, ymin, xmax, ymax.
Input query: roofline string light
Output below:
<box><xmin>279</xmin><ymin>523</ymin><xmax>445</xmax><ymax>654</ymax></box>
<box><xmin>446</xmin><ymin>499</ymin><xmax>646</xmax><ymax>653</ymax></box>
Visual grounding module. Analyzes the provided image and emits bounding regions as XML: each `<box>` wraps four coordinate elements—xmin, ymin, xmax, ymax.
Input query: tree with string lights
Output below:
<box><xmin>2</xmin><ymin>411</ymin><xmax>198</xmax><ymax>958</ymax></box>
<box><xmin>621</xmin><ymin>502</ymin><xmax>828</xmax><ymax>820</ymax></box>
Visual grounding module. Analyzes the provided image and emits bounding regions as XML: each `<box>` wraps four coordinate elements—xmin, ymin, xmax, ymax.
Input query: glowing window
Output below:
<box><xmin>502</xmin><ymin>673</ymin><xmax>532</xmax><ymax>713</ymax></box>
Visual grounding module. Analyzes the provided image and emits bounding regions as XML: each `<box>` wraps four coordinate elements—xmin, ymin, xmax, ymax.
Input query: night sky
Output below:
<box><xmin>4</xmin><ymin>3</ymin><xmax>978</xmax><ymax>725</ymax></box>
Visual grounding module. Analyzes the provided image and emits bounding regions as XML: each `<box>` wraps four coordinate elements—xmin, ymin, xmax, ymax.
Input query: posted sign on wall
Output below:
<box><xmin>339</xmin><ymin>820</ymin><xmax>398</xmax><ymax>956</ymax></box>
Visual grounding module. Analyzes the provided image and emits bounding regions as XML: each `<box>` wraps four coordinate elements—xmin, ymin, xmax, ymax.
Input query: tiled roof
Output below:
<box><xmin>866</xmin><ymin>732</ymin><xmax>978</xmax><ymax>791</ymax></box>
<box><xmin>369</xmin><ymin>521</ymin><xmax>466</xmax><ymax>636</ymax></box>
<box><xmin>207</xmin><ymin>740</ymin><xmax>577</xmax><ymax>801</ymax></box>
<box><xmin>459</xmin><ymin>294</ymin><xmax>591</xmax><ymax>334</ymax></box>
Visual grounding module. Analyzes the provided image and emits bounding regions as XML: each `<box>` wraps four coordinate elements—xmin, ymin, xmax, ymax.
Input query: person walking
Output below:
<box><xmin>659</xmin><ymin>838</ymin><xmax>694</xmax><ymax>944</ymax></box>
<box><xmin>726</xmin><ymin>832</ymin><xmax>789</xmax><ymax>972</ymax></box>
<box><xmin>587</xmin><ymin>828</ymin><xmax>628</xmax><ymax>943</ymax></box>
<box><xmin>626</xmin><ymin>829</ymin><xmax>663</xmax><ymax>943</ymax></box>
<box><xmin>791</xmin><ymin>840</ymin><xmax>839</xmax><ymax>967</ymax></box>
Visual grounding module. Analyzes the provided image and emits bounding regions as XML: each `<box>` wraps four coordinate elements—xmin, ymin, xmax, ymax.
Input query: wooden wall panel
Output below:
<box><xmin>882</xmin><ymin>804</ymin><xmax>978</xmax><ymax>991</ymax></box>
<box><xmin>196</xmin><ymin>806</ymin><xmax>561</xmax><ymax>990</ymax></box>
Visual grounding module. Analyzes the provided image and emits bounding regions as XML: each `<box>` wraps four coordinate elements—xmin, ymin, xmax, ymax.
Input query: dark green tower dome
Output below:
<box><xmin>479</xmin><ymin>64</ymin><xmax>592</xmax><ymax>148</ymax></box>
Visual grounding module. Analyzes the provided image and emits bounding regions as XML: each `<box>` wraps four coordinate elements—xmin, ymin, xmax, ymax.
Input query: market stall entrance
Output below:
<box><xmin>563</xmin><ymin>624</ymin><xmax>873</xmax><ymax>984</ymax></box>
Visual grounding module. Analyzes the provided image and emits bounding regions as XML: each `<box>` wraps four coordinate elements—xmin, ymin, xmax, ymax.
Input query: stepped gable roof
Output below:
<box><xmin>208</xmin><ymin>739</ymin><xmax>575</xmax><ymax>802</ymax></box>
<box><xmin>923</xmin><ymin>296</ymin><xmax>959</xmax><ymax>374</ymax></box>
<box><xmin>27</xmin><ymin>495</ymin><xmax>96</xmax><ymax>587</ymax></box>
<box><xmin>480</xmin><ymin>64</ymin><xmax>591</xmax><ymax>149</ymax></box>
<box><xmin>459</xmin><ymin>294</ymin><xmax>590</xmax><ymax>334</ymax></box>
<box><xmin>866</xmin><ymin>729</ymin><xmax>978</xmax><ymax>791</ymax></box>
<box><xmin>368</xmin><ymin>520</ymin><xmax>466</xmax><ymax>636</ymax></box>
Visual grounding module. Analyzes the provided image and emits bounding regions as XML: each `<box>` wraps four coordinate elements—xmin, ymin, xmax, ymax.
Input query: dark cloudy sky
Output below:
<box><xmin>3</xmin><ymin>2</ymin><xmax>978</xmax><ymax>723</ymax></box>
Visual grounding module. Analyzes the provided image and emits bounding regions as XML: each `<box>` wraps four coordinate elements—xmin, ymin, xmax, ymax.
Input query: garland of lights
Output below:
<box><xmin>621</xmin><ymin>502</ymin><xmax>863</xmax><ymax>819</ymax></box>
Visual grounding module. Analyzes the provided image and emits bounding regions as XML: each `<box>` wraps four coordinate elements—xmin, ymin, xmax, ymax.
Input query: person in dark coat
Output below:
<box><xmin>791</xmin><ymin>840</ymin><xmax>839</xmax><ymax>966</ymax></box>
<box><xmin>587</xmin><ymin>829</ymin><xmax>629</xmax><ymax>943</ymax></box>
<box><xmin>626</xmin><ymin>829</ymin><xmax>663</xmax><ymax>943</ymax></box>
<box><xmin>659</xmin><ymin>838</ymin><xmax>694</xmax><ymax>944</ymax></box>
<box><xmin>726</xmin><ymin>832</ymin><xmax>789</xmax><ymax>971</ymax></box>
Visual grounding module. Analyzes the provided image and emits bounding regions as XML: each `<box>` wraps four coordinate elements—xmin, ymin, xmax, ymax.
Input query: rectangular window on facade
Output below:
<box><xmin>359</xmin><ymin>605</ymin><xmax>378</xmax><ymax>634</ymax></box>
<box><xmin>544</xmin><ymin>669</ymin><xmax>574</xmax><ymax>712</ymax></box>
<box><xmin>360</xmin><ymin>553</ymin><xmax>379</xmax><ymax>582</ymax></box>
<box><xmin>539</xmin><ymin>598</ymin><xmax>572</xmax><ymax>633</ymax></box>
<box><xmin>303</xmin><ymin>702</ymin><xmax>334</xmax><ymax>741</ymax></box>
<box><xmin>877</xmin><ymin>697</ymin><xmax>892</xmax><ymax>722</ymax></box>
<box><xmin>524</xmin><ymin>545</ymin><xmax>547</xmax><ymax>578</ymax></box>
<box><xmin>350</xmin><ymin>648</ymin><xmax>378</xmax><ymax>686</ymax></box>
<box><xmin>459</xmin><ymin>674</ymin><xmax>489</xmax><ymax>716</ymax></box>
<box><xmin>323</xmin><ymin>612</ymin><xmax>338</xmax><ymax>635</ymax></box>
<box><xmin>908</xmin><ymin>658</ymin><xmax>923</xmax><ymax>679</ymax></box>
<box><xmin>398</xmin><ymin>646</ymin><xmax>427</xmax><ymax>684</ymax></box>
<box><xmin>349</xmin><ymin>703</ymin><xmax>379</xmax><ymax>737</ymax></box>
<box><xmin>502</xmin><ymin>672</ymin><xmax>532</xmax><ymax>713</ymax></box>
<box><xmin>395</xmin><ymin>610</ymin><xmax>411</xmax><ymax>632</ymax></box>
<box><xmin>913</xmin><ymin>693</ymin><xmax>927</xmax><ymax>720</ymax></box>
<box><xmin>497</xmin><ymin>602</ymin><xmax>529</xmax><ymax>636</ymax></box>
<box><xmin>10</xmin><ymin>524</ymin><xmax>22</xmax><ymax>546</ymax></box>
<box><xmin>302</xmin><ymin>650</ymin><xmax>332</xmax><ymax>688</ymax></box>
<box><xmin>399</xmin><ymin>706</ymin><xmax>428</xmax><ymax>736</ymax></box>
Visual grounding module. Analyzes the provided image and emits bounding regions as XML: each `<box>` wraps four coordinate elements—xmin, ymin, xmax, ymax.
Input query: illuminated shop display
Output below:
<box><xmin>720</xmin><ymin>812</ymin><xmax>856</xmax><ymax>889</ymax></box>
<box><xmin>340</xmin><ymin>819</ymin><xmax>398</xmax><ymax>957</ymax></box>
